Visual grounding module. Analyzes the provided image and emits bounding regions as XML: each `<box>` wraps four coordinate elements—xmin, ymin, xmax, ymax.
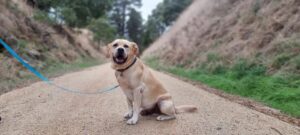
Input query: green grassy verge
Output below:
<box><xmin>146</xmin><ymin>58</ymin><xmax>300</xmax><ymax>118</ymax></box>
<box><xmin>0</xmin><ymin>58</ymin><xmax>102</xmax><ymax>95</ymax></box>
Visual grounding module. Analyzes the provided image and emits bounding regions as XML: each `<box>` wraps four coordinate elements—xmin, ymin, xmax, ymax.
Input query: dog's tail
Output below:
<box><xmin>175</xmin><ymin>105</ymin><xmax>197</xmax><ymax>114</ymax></box>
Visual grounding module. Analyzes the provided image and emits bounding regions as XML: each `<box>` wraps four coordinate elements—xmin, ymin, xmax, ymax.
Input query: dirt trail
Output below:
<box><xmin>0</xmin><ymin>63</ymin><xmax>299</xmax><ymax>135</ymax></box>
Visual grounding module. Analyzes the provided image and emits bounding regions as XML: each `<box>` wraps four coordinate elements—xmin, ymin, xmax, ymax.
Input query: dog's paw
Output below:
<box><xmin>126</xmin><ymin>118</ymin><xmax>138</xmax><ymax>125</ymax></box>
<box><xmin>124</xmin><ymin>112</ymin><xmax>133</xmax><ymax>119</ymax></box>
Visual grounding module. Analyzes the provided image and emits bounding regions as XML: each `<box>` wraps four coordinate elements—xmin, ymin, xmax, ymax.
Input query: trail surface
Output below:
<box><xmin>0</xmin><ymin>64</ymin><xmax>299</xmax><ymax>135</ymax></box>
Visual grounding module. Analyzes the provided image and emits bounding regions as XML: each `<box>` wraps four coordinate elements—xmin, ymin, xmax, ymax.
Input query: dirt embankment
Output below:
<box><xmin>143</xmin><ymin>0</ymin><xmax>300</xmax><ymax>74</ymax></box>
<box><xmin>0</xmin><ymin>0</ymin><xmax>105</xmax><ymax>91</ymax></box>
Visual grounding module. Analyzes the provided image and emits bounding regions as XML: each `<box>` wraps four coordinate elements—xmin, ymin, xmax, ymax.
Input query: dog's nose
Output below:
<box><xmin>117</xmin><ymin>48</ymin><xmax>124</xmax><ymax>53</ymax></box>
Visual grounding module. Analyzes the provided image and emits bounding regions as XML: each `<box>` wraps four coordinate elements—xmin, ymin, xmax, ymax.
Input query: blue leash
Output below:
<box><xmin>0</xmin><ymin>38</ymin><xmax>119</xmax><ymax>95</ymax></box>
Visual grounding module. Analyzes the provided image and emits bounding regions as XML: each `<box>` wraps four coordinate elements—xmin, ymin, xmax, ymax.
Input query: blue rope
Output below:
<box><xmin>0</xmin><ymin>39</ymin><xmax>49</xmax><ymax>81</ymax></box>
<box><xmin>48</xmin><ymin>82</ymin><xmax>119</xmax><ymax>95</ymax></box>
<box><xmin>0</xmin><ymin>38</ymin><xmax>119</xmax><ymax>95</ymax></box>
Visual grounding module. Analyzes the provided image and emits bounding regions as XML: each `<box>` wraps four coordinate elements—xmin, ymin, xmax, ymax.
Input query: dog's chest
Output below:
<box><xmin>115</xmin><ymin>72</ymin><xmax>135</xmax><ymax>100</ymax></box>
<box><xmin>115</xmin><ymin>71</ymin><xmax>133</xmax><ymax>90</ymax></box>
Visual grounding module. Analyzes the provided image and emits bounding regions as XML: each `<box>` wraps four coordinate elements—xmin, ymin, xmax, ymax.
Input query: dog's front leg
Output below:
<box><xmin>127</xmin><ymin>84</ymin><xmax>144</xmax><ymax>125</ymax></box>
<box><xmin>124</xmin><ymin>98</ymin><xmax>133</xmax><ymax>119</ymax></box>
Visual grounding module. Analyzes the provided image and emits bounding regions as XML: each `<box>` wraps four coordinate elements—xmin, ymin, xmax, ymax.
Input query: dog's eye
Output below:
<box><xmin>113</xmin><ymin>44</ymin><xmax>118</xmax><ymax>48</ymax></box>
<box><xmin>124</xmin><ymin>44</ymin><xmax>129</xmax><ymax>48</ymax></box>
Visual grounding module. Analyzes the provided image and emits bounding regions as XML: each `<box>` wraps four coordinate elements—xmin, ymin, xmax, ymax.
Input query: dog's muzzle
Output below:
<box><xmin>113</xmin><ymin>48</ymin><xmax>127</xmax><ymax>64</ymax></box>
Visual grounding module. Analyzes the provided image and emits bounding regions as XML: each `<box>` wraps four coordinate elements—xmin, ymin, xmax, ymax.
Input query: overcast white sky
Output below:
<box><xmin>140</xmin><ymin>0</ymin><xmax>162</xmax><ymax>21</ymax></box>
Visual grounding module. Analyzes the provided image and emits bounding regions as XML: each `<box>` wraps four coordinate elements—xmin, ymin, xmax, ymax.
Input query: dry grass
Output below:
<box><xmin>143</xmin><ymin>0</ymin><xmax>300</xmax><ymax>75</ymax></box>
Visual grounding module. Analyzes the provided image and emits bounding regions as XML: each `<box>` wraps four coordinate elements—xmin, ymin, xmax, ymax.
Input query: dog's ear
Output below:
<box><xmin>131</xmin><ymin>42</ymin><xmax>139</xmax><ymax>56</ymax></box>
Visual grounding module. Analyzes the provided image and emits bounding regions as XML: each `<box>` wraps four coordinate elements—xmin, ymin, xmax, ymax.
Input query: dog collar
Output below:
<box><xmin>117</xmin><ymin>57</ymin><xmax>137</xmax><ymax>73</ymax></box>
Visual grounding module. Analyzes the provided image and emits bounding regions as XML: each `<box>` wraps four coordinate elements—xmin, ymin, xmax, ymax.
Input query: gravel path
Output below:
<box><xmin>0</xmin><ymin>64</ymin><xmax>299</xmax><ymax>135</ymax></box>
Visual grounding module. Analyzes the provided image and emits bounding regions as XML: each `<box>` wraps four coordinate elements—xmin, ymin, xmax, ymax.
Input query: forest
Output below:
<box><xmin>35</xmin><ymin>0</ymin><xmax>193</xmax><ymax>50</ymax></box>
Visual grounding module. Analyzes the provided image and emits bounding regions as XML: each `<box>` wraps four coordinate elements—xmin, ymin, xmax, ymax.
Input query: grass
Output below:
<box><xmin>0</xmin><ymin>58</ymin><xmax>102</xmax><ymax>95</ymax></box>
<box><xmin>146</xmin><ymin>57</ymin><xmax>300</xmax><ymax>118</ymax></box>
<box><xmin>272</xmin><ymin>54</ymin><xmax>292</xmax><ymax>69</ymax></box>
<box><xmin>43</xmin><ymin>58</ymin><xmax>102</xmax><ymax>77</ymax></box>
<box><xmin>294</xmin><ymin>55</ymin><xmax>300</xmax><ymax>70</ymax></box>
<box><xmin>271</xmin><ymin>39</ymin><xmax>300</xmax><ymax>72</ymax></box>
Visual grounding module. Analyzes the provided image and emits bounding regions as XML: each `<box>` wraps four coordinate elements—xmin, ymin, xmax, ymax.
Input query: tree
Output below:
<box><xmin>141</xmin><ymin>15</ymin><xmax>164</xmax><ymax>49</ymax></box>
<box><xmin>142</xmin><ymin>0</ymin><xmax>193</xmax><ymax>48</ymax></box>
<box><xmin>161</xmin><ymin>0</ymin><xmax>193</xmax><ymax>26</ymax></box>
<box><xmin>110</xmin><ymin>0</ymin><xmax>141</xmax><ymax>37</ymax></box>
<box><xmin>36</xmin><ymin>0</ymin><xmax>114</xmax><ymax>27</ymax></box>
<box><xmin>127</xmin><ymin>9</ymin><xmax>143</xmax><ymax>45</ymax></box>
<box><xmin>88</xmin><ymin>18</ymin><xmax>116</xmax><ymax>44</ymax></box>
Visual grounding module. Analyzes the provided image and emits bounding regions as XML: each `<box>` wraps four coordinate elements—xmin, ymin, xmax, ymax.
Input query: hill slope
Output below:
<box><xmin>143</xmin><ymin>0</ymin><xmax>300</xmax><ymax>75</ymax></box>
<box><xmin>0</xmin><ymin>0</ymin><xmax>104</xmax><ymax>93</ymax></box>
<box><xmin>142</xmin><ymin>0</ymin><xmax>300</xmax><ymax>118</ymax></box>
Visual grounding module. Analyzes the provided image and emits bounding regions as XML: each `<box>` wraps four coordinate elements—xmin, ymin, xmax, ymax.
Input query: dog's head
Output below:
<box><xmin>106</xmin><ymin>39</ymin><xmax>139</xmax><ymax>66</ymax></box>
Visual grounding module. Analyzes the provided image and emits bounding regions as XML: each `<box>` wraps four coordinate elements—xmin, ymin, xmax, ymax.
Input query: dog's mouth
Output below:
<box><xmin>113</xmin><ymin>56</ymin><xmax>127</xmax><ymax>64</ymax></box>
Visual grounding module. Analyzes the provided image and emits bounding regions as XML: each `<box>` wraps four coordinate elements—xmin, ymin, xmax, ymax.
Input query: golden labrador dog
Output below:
<box><xmin>106</xmin><ymin>39</ymin><xmax>197</xmax><ymax>125</ymax></box>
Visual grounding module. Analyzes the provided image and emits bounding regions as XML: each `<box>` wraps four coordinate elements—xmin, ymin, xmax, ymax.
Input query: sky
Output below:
<box><xmin>140</xmin><ymin>0</ymin><xmax>162</xmax><ymax>21</ymax></box>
